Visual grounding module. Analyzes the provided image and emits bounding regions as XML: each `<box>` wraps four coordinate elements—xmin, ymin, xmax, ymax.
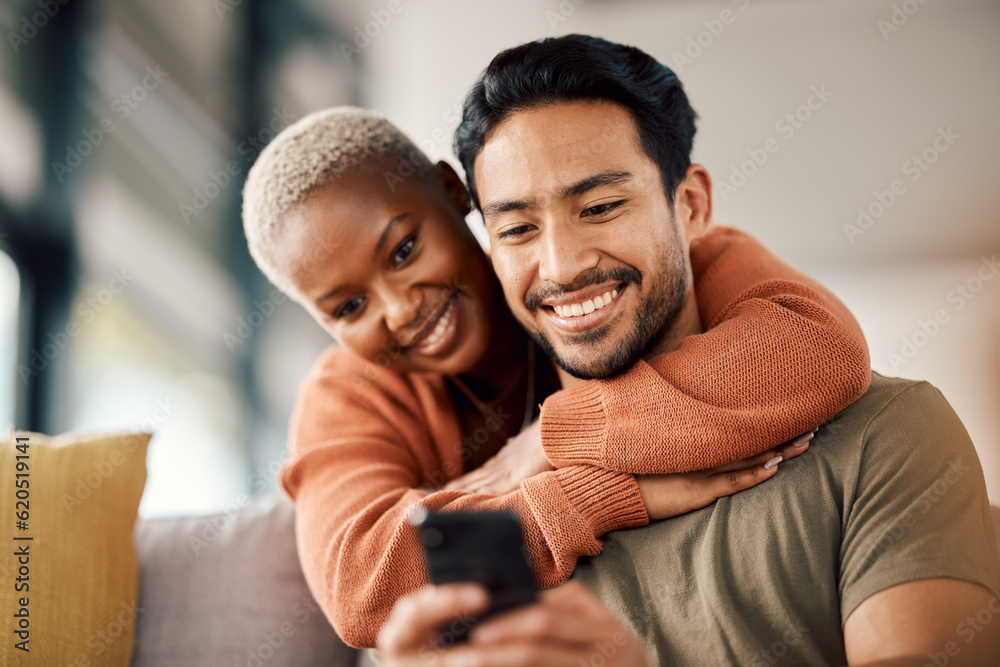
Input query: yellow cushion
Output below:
<box><xmin>0</xmin><ymin>431</ymin><xmax>150</xmax><ymax>666</ymax></box>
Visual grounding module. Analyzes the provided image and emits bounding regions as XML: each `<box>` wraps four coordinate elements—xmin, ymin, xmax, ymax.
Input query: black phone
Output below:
<box><xmin>415</xmin><ymin>509</ymin><xmax>538</xmax><ymax>641</ymax></box>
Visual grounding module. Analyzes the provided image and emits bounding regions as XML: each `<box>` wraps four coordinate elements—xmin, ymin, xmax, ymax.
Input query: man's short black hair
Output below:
<box><xmin>454</xmin><ymin>34</ymin><xmax>698</xmax><ymax>210</ymax></box>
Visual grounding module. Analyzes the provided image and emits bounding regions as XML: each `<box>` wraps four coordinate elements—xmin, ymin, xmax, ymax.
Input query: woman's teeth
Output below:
<box><xmin>553</xmin><ymin>289</ymin><xmax>619</xmax><ymax>319</ymax></box>
<box><xmin>418</xmin><ymin>300</ymin><xmax>454</xmax><ymax>347</ymax></box>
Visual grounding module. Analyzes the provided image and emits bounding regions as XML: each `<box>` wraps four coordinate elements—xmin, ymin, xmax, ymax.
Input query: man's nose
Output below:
<box><xmin>382</xmin><ymin>285</ymin><xmax>423</xmax><ymax>333</ymax></box>
<box><xmin>537</xmin><ymin>224</ymin><xmax>600</xmax><ymax>287</ymax></box>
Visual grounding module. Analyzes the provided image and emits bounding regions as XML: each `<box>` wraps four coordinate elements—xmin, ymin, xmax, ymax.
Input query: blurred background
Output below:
<box><xmin>0</xmin><ymin>0</ymin><xmax>997</xmax><ymax>517</ymax></box>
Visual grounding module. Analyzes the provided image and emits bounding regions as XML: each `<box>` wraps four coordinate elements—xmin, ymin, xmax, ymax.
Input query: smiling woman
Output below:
<box><xmin>268</xmin><ymin>162</ymin><xmax>504</xmax><ymax>379</ymax></box>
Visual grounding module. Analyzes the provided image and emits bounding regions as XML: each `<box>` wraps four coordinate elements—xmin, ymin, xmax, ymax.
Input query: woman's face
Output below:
<box><xmin>269</xmin><ymin>162</ymin><xmax>497</xmax><ymax>376</ymax></box>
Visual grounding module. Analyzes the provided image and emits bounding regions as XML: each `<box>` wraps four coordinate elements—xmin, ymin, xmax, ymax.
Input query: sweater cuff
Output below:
<box><xmin>539</xmin><ymin>382</ymin><xmax>610</xmax><ymax>468</ymax></box>
<box><xmin>552</xmin><ymin>466</ymin><xmax>648</xmax><ymax>537</ymax></box>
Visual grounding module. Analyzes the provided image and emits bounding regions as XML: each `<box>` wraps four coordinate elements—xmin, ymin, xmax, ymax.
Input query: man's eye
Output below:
<box><xmin>497</xmin><ymin>224</ymin><xmax>533</xmax><ymax>240</ymax></box>
<box><xmin>334</xmin><ymin>296</ymin><xmax>365</xmax><ymax>319</ymax></box>
<box><xmin>582</xmin><ymin>200</ymin><xmax>626</xmax><ymax>217</ymax></box>
<box><xmin>392</xmin><ymin>237</ymin><xmax>416</xmax><ymax>267</ymax></box>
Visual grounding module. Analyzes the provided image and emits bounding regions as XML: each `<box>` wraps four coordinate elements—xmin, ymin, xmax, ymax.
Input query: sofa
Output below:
<box><xmin>130</xmin><ymin>493</ymin><xmax>372</xmax><ymax>666</ymax></box>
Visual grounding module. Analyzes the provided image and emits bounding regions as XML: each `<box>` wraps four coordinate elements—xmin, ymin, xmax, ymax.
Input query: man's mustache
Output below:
<box><xmin>524</xmin><ymin>266</ymin><xmax>642</xmax><ymax>312</ymax></box>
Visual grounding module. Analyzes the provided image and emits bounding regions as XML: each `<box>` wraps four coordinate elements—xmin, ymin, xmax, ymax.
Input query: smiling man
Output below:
<box><xmin>439</xmin><ymin>34</ymin><xmax>1000</xmax><ymax>666</ymax></box>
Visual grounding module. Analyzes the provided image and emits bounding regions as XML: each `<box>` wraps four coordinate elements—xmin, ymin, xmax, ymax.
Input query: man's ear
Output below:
<box><xmin>435</xmin><ymin>160</ymin><xmax>472</xmax><ymax>216</ymax></box>
<box><xmin>676</xmin><ymin>164</ymin><xmax>713</xmax><ymax>243</ymax></box>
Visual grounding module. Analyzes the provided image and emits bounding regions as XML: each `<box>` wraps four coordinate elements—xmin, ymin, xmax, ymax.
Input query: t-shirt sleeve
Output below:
<box><xmin>839</xmin><ymin>381</ymin><xmax>1000</xmax><ymax>625</ymax></box>
<box><xmin>282</xmin><ymin>350</ymin><xmax>648</xmax><ymax>649</ymax></box>
<box><xmin>539</xmin><ymin>225</ymin><xmax>871</xmax><ymax>474</ymax></box>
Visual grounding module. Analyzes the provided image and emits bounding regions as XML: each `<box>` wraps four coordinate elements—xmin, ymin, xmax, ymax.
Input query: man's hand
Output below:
<box><xmin>378</xmin><ymin>580</ymin><xmax>650</xmax><ymax>667</ymax></box>
<box><xmin>444</xmin><ymin>421</ymin><xmax>552</xmax><ymax>495</ymax></box>
<box><xmin>636</xmin><ymin>430</ymin><xmax>815</xmax><ymax>520</ymax></box>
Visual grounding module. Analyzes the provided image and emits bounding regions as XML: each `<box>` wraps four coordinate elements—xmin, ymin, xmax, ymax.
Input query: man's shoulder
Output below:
<box><xmin>821</xmin><ymin>371</ymin><xmax>951</xmax><ymax>442</ymax></box>
<box><xmin>835</xmin><ymin>370</ymin><xmax>927</xmax><ymax>418</ymax></box>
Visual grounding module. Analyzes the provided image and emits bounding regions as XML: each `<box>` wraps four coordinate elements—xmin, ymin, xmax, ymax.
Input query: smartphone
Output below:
<box><xmin>414</xmin><ymin>509</ymin><xmax>538</xmax><ymax>640</ymax></box>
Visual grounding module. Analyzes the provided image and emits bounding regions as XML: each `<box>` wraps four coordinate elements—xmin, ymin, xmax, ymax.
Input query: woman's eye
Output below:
<box><xmin>497</xmin><ymin>224</ymin><xmax>533</xmax><ymax>240</ymax></box>
<box><xmin>582</xmin><ymin>200</ymin><xmax>625</xmax><ymax>217</ymax></box>
<box><xmin>334</xmin><ymin>296</ymin><xmax>365</xmax><ymax>319</ymax></box>
<box><xmin>392</xmin><ymin>237</ymin><xmax>416</xmax><ymax>266</ymax></box>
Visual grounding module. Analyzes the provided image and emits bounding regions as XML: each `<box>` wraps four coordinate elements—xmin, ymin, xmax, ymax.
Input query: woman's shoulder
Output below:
<box><xmin>299</xmin><ymin>344</ymin><xmax>452</xmax><ymax>420</ymax></box>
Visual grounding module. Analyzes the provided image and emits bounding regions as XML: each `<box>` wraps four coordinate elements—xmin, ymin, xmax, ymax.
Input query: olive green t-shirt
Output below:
<box><xmin>572</xmin><ymin>373</ymin><xmax>1000</xmax><ymax>666</ymax></box>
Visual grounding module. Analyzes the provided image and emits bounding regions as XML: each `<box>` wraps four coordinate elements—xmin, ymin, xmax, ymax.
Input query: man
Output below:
<box><xmin>378</xmin><ymin>35</ymin><xmax>1000</xmax><ymax>666</ymax></box>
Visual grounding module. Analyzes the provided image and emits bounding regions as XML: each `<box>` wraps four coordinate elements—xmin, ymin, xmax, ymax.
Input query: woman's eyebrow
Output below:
<box><xmin>315</xmin><ymin>212</ymin><xmax>410</xmax><ymax>306</ymax></box>
<box><xmin>372</xmin><ymin>213</ymin><xmax>409</xmax><ymax>259</ymax></box>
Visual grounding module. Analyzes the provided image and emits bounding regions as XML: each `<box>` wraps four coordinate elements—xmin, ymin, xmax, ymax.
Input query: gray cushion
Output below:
<box><xmin>131</xmin><ymin>493</ymin><xmax>358</xmax><ymax>666</ymax></box>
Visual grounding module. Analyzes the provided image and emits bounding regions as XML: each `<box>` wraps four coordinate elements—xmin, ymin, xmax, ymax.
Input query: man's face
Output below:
<box><xmin>474</xmin><ymin>100</ymin><xmax>696</xmax><ymax>379</ymax></box>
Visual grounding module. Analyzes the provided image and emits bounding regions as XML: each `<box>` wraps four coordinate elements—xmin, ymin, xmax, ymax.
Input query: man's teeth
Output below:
<box><xmin>418</xmin><ymin>301</ymin><xmax>454</xmax><ymax>347</ymax></box>
<box><xmin>553</xmin><ymin>289</ymin><xmax>619</xmax><ymax>318</ymax></box>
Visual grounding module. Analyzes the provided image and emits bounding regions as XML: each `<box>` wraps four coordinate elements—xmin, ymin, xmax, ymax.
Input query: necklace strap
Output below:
<box><xmin>451</xmin><ymin>338</ymin><xmax>537</xmax><ymax>434</ymax></box>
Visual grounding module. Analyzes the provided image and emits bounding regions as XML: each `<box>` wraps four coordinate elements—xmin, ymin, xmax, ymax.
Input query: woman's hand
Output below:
<box><xmin>443</xmin><ymin>421</ymin><xmax>552</xmax><ymax>496</ymax></box>
<box><xmin>377</xmin><ymin>581</ymin><xmax>650</xmax><ymax>667</ymax></box>
<box><xmin>636</xmin><ymin>430</ymin><xmax>816</xmax><ymax>520</ymax></box>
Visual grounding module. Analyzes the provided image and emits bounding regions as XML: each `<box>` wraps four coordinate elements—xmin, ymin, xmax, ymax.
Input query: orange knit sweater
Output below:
<box><xmin>281</xmin><ymin>225</ymin><xmax>870</xmax><ymax>648</ymax></box>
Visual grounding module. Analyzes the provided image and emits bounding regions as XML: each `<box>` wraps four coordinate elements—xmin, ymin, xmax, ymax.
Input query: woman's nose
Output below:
<box><xmin>382</xmin><ymin>286</ymin><xmax>423</xmax><ymax>333</ymax></box>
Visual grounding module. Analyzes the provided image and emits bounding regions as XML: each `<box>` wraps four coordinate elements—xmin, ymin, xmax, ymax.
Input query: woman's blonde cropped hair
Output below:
<box><xmin>242</xmin><ymin>106</ymin><xmax>436</xmax><ymax>295</ymax></box>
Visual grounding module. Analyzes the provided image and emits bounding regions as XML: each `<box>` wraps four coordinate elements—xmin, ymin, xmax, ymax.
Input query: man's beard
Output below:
<box><xmin>522</xmin><ymin>233</ymin><xmax>689</xmax><ymax>380</ymax></box>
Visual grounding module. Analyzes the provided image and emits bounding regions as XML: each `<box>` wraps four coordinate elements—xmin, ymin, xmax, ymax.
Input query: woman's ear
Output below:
<box><xmin>435</xmin><ymin>160</ymin><xmax>472</xmax><ymax>216</ymax></box>
<box><xmin>676</xmin><ymin>164</ymin><xmax>713</xmax><ymax>243</ymax></box>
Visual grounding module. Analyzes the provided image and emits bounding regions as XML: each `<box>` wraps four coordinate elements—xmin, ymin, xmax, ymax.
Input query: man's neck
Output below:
<box><xmin>641</xmin><ymin>292</ymin><xmax>704</xmax><ymax>362</ymax></box>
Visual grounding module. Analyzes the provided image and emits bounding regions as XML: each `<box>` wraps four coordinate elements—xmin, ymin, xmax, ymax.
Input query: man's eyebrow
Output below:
<box><xmin>481</xmin><ymin>170</ymin><xmax>634</xmax><ymax>220</ymax></box>
<box><xmin>481</xmin><ymin>197</ymin><xmax>539</xmax><ymax>219</ymax></box>
<box><xmin>372</xmin><ymin>213</ymin><xmax>408</xmax><ymax>259</ymax></box>
<box><xmin>562</xmin><ymin>170</ymin><xmax>634</xmax><ymax>199</ymax></box>
<box><xmin>316</xmin><ymin>213</ymin><xmax>408</xmax><ymax>306</ymax></box>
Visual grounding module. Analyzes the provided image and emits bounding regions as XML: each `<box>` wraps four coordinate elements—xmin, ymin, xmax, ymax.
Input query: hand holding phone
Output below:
<box><xmin>413</xmin><ymin>509</ymin><xmax>537</xmax><ymax>641</ymax></box>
